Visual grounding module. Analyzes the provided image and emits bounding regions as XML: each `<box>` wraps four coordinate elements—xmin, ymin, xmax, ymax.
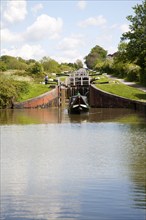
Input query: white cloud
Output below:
<box><xmin>93</xmin><ymin>32</ymin><xmax>118</xmax><ymax>54</ymax></box>
<box><xmin>120</xmin><ymin>24</ymin><xmax>130</xmax><ymax>33</ymax></box>
<box><xmin>107</xmin><ymin>46</ymin><xmax>118</xmax><ymax>54</ymax></box>
<box><xmin>3</xmin><ymin>0</ymin><xmax>27</xmax><ymax>23</ymax></box>
<box><xmin>96</xmin><ymin>34</ymin><xmax>113</xmax><ymax>43</ymax></box>
<box><xmin>0</xmin><ymin>21</ymin><xmax>5</xmax><ymax>29</ymax></box>
<box><xmin>1</xmin><ymin>28</ymin><xmax>22</xmax><ymax>43</ymax></box>
<box><xmin>110</xmin><ymin>24</ymin><xmax>118</xmax><ymax>29</ymax></box>
<box><xmin>77</xmin><ymin>1</ymin><xmax>87</xmax><ymax>10</ymax></box>
<box><xmin>24</xmin><ymin>14</ymin><xmax>63</xmax><ymax>41</ymax></box>
<box><xmin>52</xmin><ymin>52</ymin><xmax>84</xmax><ymax>64</ymax></box>
<box><xmin>58</xmin><ymin>35</ymin><xmax>85</xmax><ymax>50</ymax></box>
<box><xmin>54</xmin><ymin>35</ymin><xmax>85</xmax><ymax>63</ymax></box>
<box><xmin>63</xmin><ymin>49</ymin><xmax>80</xmax><ymax>57</ymax></box>
<box><xmin>31</xmin><ymin>3</ymin><xmax>43</xmax><ymax>14</ymax></box>
<box><xmin>1</xmin><ymin>44</ymin><xmax>45</xmax><ymax>60</ymax></box>
<box><xmin>78</xmin><ymin>15</ymin><xmax>107</xmax><ymax>28</ymax></box>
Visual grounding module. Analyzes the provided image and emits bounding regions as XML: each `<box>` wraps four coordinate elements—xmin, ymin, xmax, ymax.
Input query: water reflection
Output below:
<box><xmin>0</xmin><ymin>107</ymin><xmax>145</xmax><ymax>125</ymax></box>
<box><xmin>127</xmin><ymin>128</ymin><xmax>146</xmax><ymax>210</ymax></box>
<box><xmin>0</xmin><ymin>108</ymin><xmax>62</xmax><ymax>125</ymax></box>
<box><xmin>0</xmin><ymin>108</ymin><xmax>146</xmax><ymax>220</ymax></box>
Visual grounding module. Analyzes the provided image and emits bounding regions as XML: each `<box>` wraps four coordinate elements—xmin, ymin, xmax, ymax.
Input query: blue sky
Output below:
<box><xmin>1</xmin><ymin>0</ymin><xmax>142</xmax><ymax>63</ymax></box>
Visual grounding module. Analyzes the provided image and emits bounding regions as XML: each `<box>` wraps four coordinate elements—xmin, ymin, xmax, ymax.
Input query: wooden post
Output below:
<box><xmin>58</xmin><ymin>78</ymin><xmax>61</xmax><ymax>107</ymax></box>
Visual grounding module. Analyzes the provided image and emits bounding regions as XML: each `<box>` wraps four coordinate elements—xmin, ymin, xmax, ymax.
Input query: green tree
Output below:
<box><xmin>0</xmin><ymin>61</ymin><xmax>7</xmax><ymax>71</ymax></box>
<box><xmin>26</xmin><ymin>59</ymin><xmax>36</xmax><ymax>65</ymax></box>
<box><xmin>75</xmin><ymin>59</ymin><xmax>83</xmax><ymax>69</ymax></box>
<box><xmin>41</xmin><ymin>57</ymin><xmax>59</xmax><ymax>73</ymax></box>
<box><xmin>27</xmin><ymin>62</ymin><xmax>43</xmax><ymax>75</ymax></box>
<box><xmin>84</xmin><ymin>45</ymin><xmax>107</xmax><ymax>69</ymax></box>
<box><xmin>59</xmin><ymin>63</ymin><xmax>74</xmax><ymax>72</ymax></box>
<box><xmin>0</xmin><ymin>55</ymin><xmax>28</xmax><ymax>70</ymax></box>
<box><xmin>114</xmin><ymin>42</ymin><xmax>128</xmax><ymax>64</ymax></box>
<box><xmin>121</xmin><ymin>0</ymin><xmax>146</xmax><ymax>84</ymax></box>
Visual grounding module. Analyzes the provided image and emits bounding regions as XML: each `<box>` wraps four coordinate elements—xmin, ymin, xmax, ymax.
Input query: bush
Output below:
<box><xmin>0</xmin><ymin>61</ymin><xmax>7</xmax><ymax>71</ymax></box>
<box><xmin>100</xmin><ymin>60</ymin><xmax>113</xmax><ymax>74</ymax></box>
<box><xmin>0</xmin><ymin>75</ymin><xmax>29</xmax><ymax>108</ymax></box>
<box><xmin>0</xmin><ymin>77</ymin><xmax>16</xmax><ymax>108</ymax></box>
<box><xmin>26</xmin><ymin>62</ymin><xmax>44</xmax><ymax>75</ymax></box>
<box><xmin>13</xmin><ymin>70</ymin><xmax>29</xmax><ymax>77</ymax></box>
<box><xmin>140</xmin><ymin>70</ymin><xmax>146</xmax><ymax>86</ymax></box>
<box><xmin>126</xmin><ymin>64</ymin><xmax>140</xmax><ymax>82</ymax></box>
<box><xmin>95</xmin><ymin>61</ymin><xmax>105</xmax><ymax>71</ymax></box>
<box><xmin>13</xmin><ymin>80</ymin><xmax>30</xmax><ymax>95</ymax></box>
<box><xmin>111</xmin><ymin>62</ymin><xmax>123</xmax><ymax>77</ymax></box>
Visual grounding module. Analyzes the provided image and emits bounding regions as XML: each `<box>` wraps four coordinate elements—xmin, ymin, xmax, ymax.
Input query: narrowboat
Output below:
<box><xmin>68</xmin><ymin>93</ymin><xmax>89</xmax><ymax>114</ymax></box>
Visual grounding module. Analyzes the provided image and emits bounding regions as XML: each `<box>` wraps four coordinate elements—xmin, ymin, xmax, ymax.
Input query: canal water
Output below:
<box><xmin>0</xmin><ymin>108</ymin><xmax>146</xmax><ymax>220</ymax></box>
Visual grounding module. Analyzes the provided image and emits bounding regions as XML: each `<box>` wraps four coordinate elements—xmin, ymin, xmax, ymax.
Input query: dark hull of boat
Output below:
<box><xmin>69</xmin><ymin>106</ymin><xmax>89</xmax><ymax>114</ymax></box>
<box><xmin>68</xmin><ymin>95</ymin><xmax>89</xmax><ymax>114</ymax></box>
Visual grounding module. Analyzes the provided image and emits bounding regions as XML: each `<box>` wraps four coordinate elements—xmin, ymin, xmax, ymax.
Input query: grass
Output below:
<box><xmin>1</xmin><ymin>71</ymin><xmax>57</xmax><ymax>104</ymax></box>
<box><xmin>95</xmin><ymin>82</ymin><xmax>146</xmax><ymax>102</ymax></box>
<box><xmin>94</xmin><ymin>74</ymin><xmax>110</xmax><ymax>84</ymax></box>
<box><xmin>17</xmin><ymin>73</ymin><xmax>146</xmax><ymax>103</ymax></box>
<box><xmin>59</xmin><ymin>76</ymin><xmax>66</xmax><ymax>82</ymax></box>
<box><xmin>2</xmin><ymin>70</ymin><xmax>146</xmax><ymax>104</ymax></box>
<box><xmin>17</xmin><ymin>83</ymin><xmax>51</xmax><ymax>102</ymax></box>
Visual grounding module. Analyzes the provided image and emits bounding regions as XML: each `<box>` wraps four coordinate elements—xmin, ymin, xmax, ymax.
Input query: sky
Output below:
<box><xmin>1</xmin><ymin>0</ymin><xmax>142</xmax><ymax>63</ymax></box>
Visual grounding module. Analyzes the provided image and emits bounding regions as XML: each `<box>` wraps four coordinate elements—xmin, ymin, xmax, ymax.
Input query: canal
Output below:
<box><xmin>0</xmin><ymin>108</ymin><xmax>146</xmax><ymax>220</ymax></box>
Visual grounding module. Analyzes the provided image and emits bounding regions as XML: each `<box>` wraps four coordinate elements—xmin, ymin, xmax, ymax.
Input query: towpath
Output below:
<box><xmin>107</xmin><ymin>74</ymin><xmax>146</xmax><ymax>92</ymax></box>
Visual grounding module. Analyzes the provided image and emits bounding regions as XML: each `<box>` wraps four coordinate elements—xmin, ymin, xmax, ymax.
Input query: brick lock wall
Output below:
<box><xmin>14</xmin><ymin>87</ymin><xmax>59</xmax><ymax>109</ymax></box>
<box><xmin>89</xmin><ymin>85</ymin><xmax>146</xmax><ymax>113</ymax></box>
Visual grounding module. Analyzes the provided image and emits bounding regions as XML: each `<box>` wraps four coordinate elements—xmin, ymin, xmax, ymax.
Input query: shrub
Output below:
<box><xmin>111</xmin><ymin>62</ymin><xmax>126</xmax><ymax>77</ymax></box>
<box><xmin>139</xmin><ymin>70</ymin><xmax>146</xmax><ymax>86</ymax></box>
<box><xmin>26</xmin><ymin>62</ymin><xmax>44</xmax><ymax>75</ymax></box>
<box><xmin>0</xmin><ymin>76</ymin><xmax>16</xmax><ymax>108</ymax></box>
<box><xmin>126</xmin><ymin>64</ymin><xmax>140</xmax><ymax>82</ymax></box>
<box><xmin>100</xmin><ymin>59</ymin><xmax>113</xmax><ymax>73</ymax></box>
<box><xmin>0</xmin><ymin>75</ymin><xmax>29</xmax><ymax>108</ymax></box>
<box><xmin>0</xmin><ymin>61</ymin><xmax>7</xmax><ymax>71</ymax></box>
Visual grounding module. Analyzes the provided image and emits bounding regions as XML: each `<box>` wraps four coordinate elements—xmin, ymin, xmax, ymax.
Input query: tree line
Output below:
<box><xmin>1</xmin><ymin>1</ymin><xmax>145</xmax><ymax>85</ymax></box>
<box><xmin>0</xmin><ymin>55</ymin><xmax>83</xmax><ymax>75</ymax></box>
<box><xmin>84</xmin><ymin>0</ymin><xmax>146</xmax><ymax>86</ymax></box>
<box><xmin>0</xmin><ymin>56</ymin><xmax>83</xmax><ymax>108</ymax></box>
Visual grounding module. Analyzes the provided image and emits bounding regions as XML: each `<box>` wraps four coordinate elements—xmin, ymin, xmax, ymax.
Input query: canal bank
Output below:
<box><xmin>13</xmin><ymin>81</ymin><xmax>146</xmax><ymax>114</ymax></box>
<box><xmin>13</xmin><ymin>87</ymin><xmax>59</xmax><ymax>109</ymax></box>
<box><xmin>89</xmin><ymin>85</ymin><xmax>146</xmax><ymax>113</ymax></box>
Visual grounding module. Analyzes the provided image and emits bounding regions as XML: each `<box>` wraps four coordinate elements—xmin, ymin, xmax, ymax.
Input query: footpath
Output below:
<box><xmin>107</xmin><ymin>74</ymin><xmax>146</xmax><ymax>92</ymax></box>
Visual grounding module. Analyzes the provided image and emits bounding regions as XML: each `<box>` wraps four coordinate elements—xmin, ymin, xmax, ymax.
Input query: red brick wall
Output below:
<box><xmin>14</xmin><ymin>87</ymin><xmax>59</xmax><ymax>108</ymax></box>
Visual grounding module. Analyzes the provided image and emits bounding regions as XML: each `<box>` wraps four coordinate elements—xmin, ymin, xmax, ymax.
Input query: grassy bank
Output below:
<box><xmin>0</xmin><ymin>73</ymin><xmax>51</xmax><ymax>108</ymax></box>
<box><xmin>17</xmin><ymin>83</ymin><xmax>51</xmax><ymax>102</ymax></box>
<box><xmin>1</xmin><ymin>70</ymin><xmax>146</xmax><ymax>109</ymax></box>
<box><xmin>94</xmin><ymin>75</ymin><xmax>146</xmax><ymax>102</ymax></box>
